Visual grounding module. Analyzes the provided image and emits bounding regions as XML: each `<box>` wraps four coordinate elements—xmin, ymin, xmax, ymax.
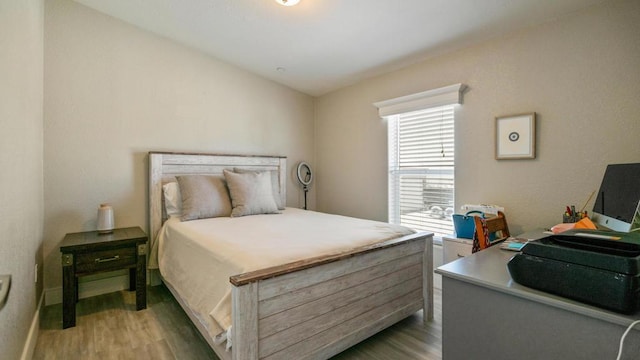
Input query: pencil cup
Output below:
<box><xmin>563</xmin><ymin>213</ymin><xmax>584</xmax><ymax>223</ymax></box>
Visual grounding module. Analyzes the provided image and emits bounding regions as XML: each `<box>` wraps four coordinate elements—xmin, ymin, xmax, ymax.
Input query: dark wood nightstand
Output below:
<box><xmin>60</xmin><ymin>226</ymin><xmax>147</xmax><ymax>329</ymax></box>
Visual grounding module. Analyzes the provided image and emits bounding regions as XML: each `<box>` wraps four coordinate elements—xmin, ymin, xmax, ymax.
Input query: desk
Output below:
<box><xmin>60</xmin><ymin>227</ymin><xmax>147</xmax><ymax>329</ymax></box>
<box><xmin>435</xmin><ymin>243</ymin><xmax>640</xmax><ymax>359</ymax></box>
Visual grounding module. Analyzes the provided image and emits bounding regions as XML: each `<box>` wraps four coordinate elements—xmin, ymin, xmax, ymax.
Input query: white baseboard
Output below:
<box><xmin>149</xmin><ymin>269</ymin><xmax>161</xmax><ymax>286</ymax></box>
<box><xmin>21</xmin><ymin>291</ymin><xmax>44</xmax><ymax>360</ymax></box>
<box><xmin>45</xmin><ymin>274</ymin><xmax>130</xmax><ymax>306</ymax></box>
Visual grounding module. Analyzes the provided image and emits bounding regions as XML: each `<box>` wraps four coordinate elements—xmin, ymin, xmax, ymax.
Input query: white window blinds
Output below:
<box><xmin>388</xmin><ymin>105</ymin><xmax>455</xmax><ymax>236</ymax></box>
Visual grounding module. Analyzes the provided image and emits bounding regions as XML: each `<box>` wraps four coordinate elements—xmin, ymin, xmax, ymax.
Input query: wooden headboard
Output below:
<box><xmin>148</xmin><ymin>152</ymin><xmax>287</xmax><ymax>244</ymax></box>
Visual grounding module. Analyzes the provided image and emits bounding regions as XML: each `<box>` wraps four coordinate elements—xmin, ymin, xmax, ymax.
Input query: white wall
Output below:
<box><xmin>0</xmin><ymin>0</ymin><xmax>44</xmax><ymax>358</ymax></box>
<box><xmin>315</xmin><ymin>0</ymin><xmax>640</xmax><ymax>235</ymax></box>
<box><xmin>43</xmin><ymin>0</ymin><xmax>315</xmax><ymax>292</ymax></box>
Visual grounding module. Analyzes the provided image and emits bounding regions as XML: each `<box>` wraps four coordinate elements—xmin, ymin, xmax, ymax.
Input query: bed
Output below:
<box><xmin>148</xmin><ymin>151</ymin><xmax>433</xmax><ymax>360</ymax></box>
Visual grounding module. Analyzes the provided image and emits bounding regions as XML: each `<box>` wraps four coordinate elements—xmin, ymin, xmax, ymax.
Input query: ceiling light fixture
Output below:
<box><xmin>275</xmin><ymin>0</ymin><xmax>300</xmax><ymax>6</ymax></box>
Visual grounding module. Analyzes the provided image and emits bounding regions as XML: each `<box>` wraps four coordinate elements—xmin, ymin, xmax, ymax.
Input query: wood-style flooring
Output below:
<box><xmin>33</xmin><ymin>284</ymin><xmax>442</xmax><ymax>360</ymax></box>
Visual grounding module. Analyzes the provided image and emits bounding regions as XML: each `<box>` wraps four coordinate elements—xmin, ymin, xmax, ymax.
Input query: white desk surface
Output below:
<box><xmin>435</xmin><ymin>233</ymin><xmax>640</xmax><ymax>327</ymax></box>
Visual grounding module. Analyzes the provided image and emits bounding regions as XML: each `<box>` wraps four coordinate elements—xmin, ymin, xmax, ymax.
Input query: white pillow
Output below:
<box><xmin>234</xmin><ymin>168</ymin><xmax>285</xmax><ymax>210</ymax></box>
<box><xmin>176</xmin><ymin>175</ymin><xmax>232</xmax><ymax>221</ymax></box>
<box><xmin>223</xmin><ymin>169</ymin><xmax>280</xmax><ymax>217</ymax></box>
<box><xmin>163</xmin><ymin>182</ymin><xmax>182</xmax><ymax>218</ymax></box>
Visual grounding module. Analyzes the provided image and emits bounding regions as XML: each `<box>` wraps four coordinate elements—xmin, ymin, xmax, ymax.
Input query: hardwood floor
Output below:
<box><xmin>33</xmin><ymin>284</ymin><xmax>442</xmax><ymax>360</ymax></box>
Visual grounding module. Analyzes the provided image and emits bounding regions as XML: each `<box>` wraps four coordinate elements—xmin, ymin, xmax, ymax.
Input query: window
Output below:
<box><xmin>374</xmin><ymin>84</ymin><xmax>465</xmax><ymax>238</ymax></box>
<box><xmin>388</xmin><ymin>105</ymin><xmax>455</xmax><ymax>237</ymax></box>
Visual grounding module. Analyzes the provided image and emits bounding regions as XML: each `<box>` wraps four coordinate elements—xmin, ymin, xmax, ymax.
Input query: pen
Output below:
<box><xmin>580</xmin><ymin>190</ymin><xmax>596</xmax><ymax>213</ymax></box>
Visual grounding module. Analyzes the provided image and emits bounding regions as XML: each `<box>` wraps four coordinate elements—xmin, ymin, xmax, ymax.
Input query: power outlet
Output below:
<box><xmin>34</xmin><ymin>263</ymin><xmax>38</xmax><ymax>283</ymax></box>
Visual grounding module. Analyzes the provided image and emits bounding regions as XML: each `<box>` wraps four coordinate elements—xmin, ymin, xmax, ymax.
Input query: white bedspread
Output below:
<box><xmin>152</xmin><ymin>208</ymin><xmax>415</xmax><ymax>341</ymax></box>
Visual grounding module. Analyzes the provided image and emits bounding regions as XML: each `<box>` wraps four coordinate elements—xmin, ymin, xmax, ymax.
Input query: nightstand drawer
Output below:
<box><xmin>75</xmin><ymin>247</ymin><xmax>136</xmax><ymax>273</ymax></box>
<box><xmin>443</xmin><ymin>237</ymin><xmax>472</xmax><ymax>264</ymax></box>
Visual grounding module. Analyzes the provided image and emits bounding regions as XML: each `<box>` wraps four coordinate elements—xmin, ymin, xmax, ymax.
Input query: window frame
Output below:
<box><xmin>374</xmin><ymin>83</ymin><xmax>466</xmax><ymax>239</ymax></box>
<box><xmin>387</xmin><ymin>105</ymin><xmax>456</xmax><ymax>238</ymax></box>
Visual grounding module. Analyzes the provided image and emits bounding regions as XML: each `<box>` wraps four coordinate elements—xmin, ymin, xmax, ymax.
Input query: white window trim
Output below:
<box><xmin>373</xmin><ymin>83</ymin><xmax>466</xmax><ymax>117</ymax></box>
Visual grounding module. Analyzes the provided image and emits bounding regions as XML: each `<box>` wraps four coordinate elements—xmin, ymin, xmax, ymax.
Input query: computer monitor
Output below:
<box><xmin>592</xmin><ymin>163</ymin><xmax>640</xmax><ymax>232</ymax></box>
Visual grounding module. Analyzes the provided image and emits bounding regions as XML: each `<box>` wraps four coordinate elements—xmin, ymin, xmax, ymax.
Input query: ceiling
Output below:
<box><xmin>72</xmin><ymin>0</ymin><xmax>608</xmax><ymax>96</ymax></box>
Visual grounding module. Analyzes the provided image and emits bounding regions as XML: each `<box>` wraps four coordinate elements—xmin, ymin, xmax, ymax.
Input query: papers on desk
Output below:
<box><xmin>500</xmin><ymin>237</ymin><xmax>529</xmax><ymax>251</ymax></box>
<box><xmin>500</xmin><ymin>230</ymin><xmax>550</xmax><ymax>251</ymax></box>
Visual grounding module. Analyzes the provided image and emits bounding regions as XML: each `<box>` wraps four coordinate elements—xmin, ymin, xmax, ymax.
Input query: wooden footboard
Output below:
<box><xmin>231</xmin><ymin>232</ymin><xmax>433</xmax><ymax>360</ymax></box>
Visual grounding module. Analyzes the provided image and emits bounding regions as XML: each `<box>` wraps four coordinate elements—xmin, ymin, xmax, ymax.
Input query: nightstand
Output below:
<box><xmin>60</xmin><ymin>226</ymin><xmax>147</xmax><ymax>329</ymax></box>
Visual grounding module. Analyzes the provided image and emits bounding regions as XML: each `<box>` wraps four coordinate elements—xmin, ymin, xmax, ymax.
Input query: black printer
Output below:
<box><xmin>507</xmin><ymin>229</ymin><xmax>640</xmax><ymax>314</ymax></box>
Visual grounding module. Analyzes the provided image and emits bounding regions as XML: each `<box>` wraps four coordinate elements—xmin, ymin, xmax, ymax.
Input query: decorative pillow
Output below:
<box><xmin>176</xmin><ymin>175</ymin><xmax>232</xmax><ymax>221</ymax></box>
<box><xmin>162</xmin><ymin>182</ymin><xmax>182</xmax><ymax>218</ymax></box>
<box><xmin>223</xmin><ymin>169</ymin><xmax>280</xmax><ymax>217</ymax></box>
<box><xmin>233</xmin><ymin>168</ymin><xmax>285</xmax><ymax>210</ymax></box>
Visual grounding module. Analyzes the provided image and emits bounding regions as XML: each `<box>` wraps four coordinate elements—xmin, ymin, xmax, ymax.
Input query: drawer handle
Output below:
<box><xmin>95</xmin><ymin>255</ymin><xmax>120</xmax><ymax>263</ymax></box>
<box><xmin>457</xmin><ymin>253</ymin><xmax>465</xmax><ymax>258</ymax></box>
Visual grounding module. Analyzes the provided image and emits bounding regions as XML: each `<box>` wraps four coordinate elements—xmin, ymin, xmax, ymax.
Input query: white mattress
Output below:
<box><xmin>152</xmin><ymin>208</ymin><xmax>415</xmax><ymax>342</ymax></box>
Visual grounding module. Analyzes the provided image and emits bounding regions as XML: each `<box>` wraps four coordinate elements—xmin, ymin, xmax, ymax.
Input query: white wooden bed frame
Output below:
<box><xmin>148</xmin><ymin>151</ymin><xmax>434</xmax><ymax>360</ymax></box>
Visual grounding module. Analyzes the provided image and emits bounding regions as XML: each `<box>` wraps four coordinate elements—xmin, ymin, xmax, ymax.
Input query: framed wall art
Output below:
<box><xmin>495</xmin><ymin>113</ymin><xmax>536</xmax><ymax>160</ymax></box>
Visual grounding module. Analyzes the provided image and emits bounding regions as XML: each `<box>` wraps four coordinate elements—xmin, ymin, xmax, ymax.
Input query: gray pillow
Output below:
<box><xmin>176</xmin><ymin>175</ymin><xmax>232</xmax><ymax>221</ymax></box>
<box><xmin>233</xmin><ymin>168</ymin><xmax>285</xmax><ymax>210</ymax></box>
<box><xmin>223</xmin><ymin>169</ymin><xmax>280</xmax><ymax>217</ymax></box>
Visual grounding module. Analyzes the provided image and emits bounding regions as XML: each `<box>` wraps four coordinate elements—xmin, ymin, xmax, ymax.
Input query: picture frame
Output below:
<box><xmin>495</xmin><ymin>113</ymin><xmax>536</xmax><ymax>160</ymax></box>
